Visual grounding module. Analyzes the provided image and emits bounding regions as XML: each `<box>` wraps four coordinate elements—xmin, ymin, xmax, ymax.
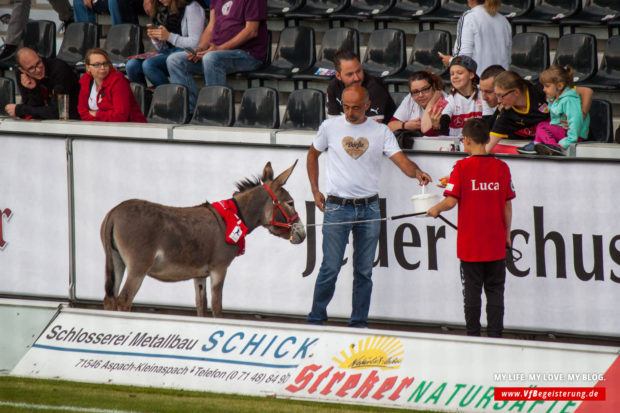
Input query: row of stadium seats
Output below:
<box><xmin>269</xmin><ymin>0</ymin><xmax>620</xmax><ymax>36</ymax></box>
<box><xmin>4</xmin><ymin>20</ymin><xmax>619</xmax><ymax>94</ymax></box>
<box><xmin>3</xmin><ymin>74</ymin><xmax>612</xmax><ymax>143</ymax></box>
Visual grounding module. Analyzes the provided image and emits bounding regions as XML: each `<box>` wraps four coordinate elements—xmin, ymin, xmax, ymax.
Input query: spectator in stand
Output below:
<box><xmin>387</xmin><ymin>70</ymin><xmax>447</xmax><ymax>137</ymax></box>
<box><xmin>0</xmin><ymin>0</ymin><xmax>74</xmax><ymax>61</ymax></box>
<box><xmin>78</xmin><ymin>48</ymin><xmax>147</xmax><ymax>122</ymax></box>
<box><xmin>521</xmin><ymin>65</ymin><xmax>590</xmax><ymax>156</ymax></box>
<box><xmin>166</xmin><ymin>0</ymin><xmax>268</xmax><ymax>111</ymax></box>
<box><xmin>126</xmin><ymin>0</ymin><xmax>205</xmax><ymax>87</ymax></box>
<box><xmin>479</xmin><ymin>64</ymin><xmax>505</xmax><ymax>130</ymax></box>
<box><xmin>422</xmin><ymin>56</ymin><xmax>492</xmax><ymax>136</ymax></box>
<box><xmin>326</xmin><ymin>49</ymin><xmax>396</xmax><ymax>124</ymax></box>
<box><xmin>487</xmin><ymin>70</ymin><xmax>592</xmax><ymax>154</ymax></box>
<box><xmin>73</xmin><ymin>0</ymin><xmax>123</xmax><ymax>26</ymax></box>
<box><xmin>439</xmin><ymin>0</ymin><xmax>511</xmax><ymax>77</ymax></box>
<box><xmin>4</xmin><ymin>47</ymin><xmax>80</xmax><ymax>120</ymax></box>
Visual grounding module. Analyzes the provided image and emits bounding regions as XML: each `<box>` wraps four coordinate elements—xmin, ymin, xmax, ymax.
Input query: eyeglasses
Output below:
<box><xmin>496</xmin><ymin>89</ymin><xmax>515</xmax><ymax>100</ymax></box>
<box><xmin>22</xmin><ymin>59</ymin><xmax>44</xmax><ymax>74</ymax></box>
<box><xmin>87</xmin><ymin>62</ymin><xmax>111</xmax><ymax>68</ymax></box>
<box><xmin>410</xmin><ymin>85</ymin><xmax>433</xmax><ymax>96</ymax></box>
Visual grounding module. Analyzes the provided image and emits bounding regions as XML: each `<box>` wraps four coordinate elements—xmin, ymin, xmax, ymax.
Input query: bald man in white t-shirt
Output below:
<box><xmin>306</xmin><ymin>85</ymin><xmax>432</xmax><ymax>328</ymax></box>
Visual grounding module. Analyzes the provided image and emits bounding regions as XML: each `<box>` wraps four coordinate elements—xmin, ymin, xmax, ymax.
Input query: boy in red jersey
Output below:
<box><xmin>428</xmin><ymin>118</ymin><xmax>515</xmax><ymax>337</ymax></box>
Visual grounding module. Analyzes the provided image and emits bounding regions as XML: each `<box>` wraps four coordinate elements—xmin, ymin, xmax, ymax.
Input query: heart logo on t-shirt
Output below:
<box><xmin>342</xmin><ymin>136</ymin><xmax>369</xmax><ymax>159</ymax></box>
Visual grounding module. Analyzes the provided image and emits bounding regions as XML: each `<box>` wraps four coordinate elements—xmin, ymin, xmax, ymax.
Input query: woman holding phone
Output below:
<box><xmin>126</xmin><ymin>0</ymin><xmax>205</xmax><ymax>87</ymax></box>
<box><xmin>388</xmin><ymin>70</ymin><xmax>447</xmax><ymax>137</ymax></box>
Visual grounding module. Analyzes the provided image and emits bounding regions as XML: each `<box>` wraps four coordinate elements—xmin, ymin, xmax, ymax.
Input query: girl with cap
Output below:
<box><xmin>422</xmin><ymin>56</ymin><xmax>492</xmax><ymax>137</ymax></box>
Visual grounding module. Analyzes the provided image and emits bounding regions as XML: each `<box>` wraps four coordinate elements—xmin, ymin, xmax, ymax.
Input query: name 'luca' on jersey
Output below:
<box><xmin>471</xmin><ymin>180</ymin><xmax>500</xmax><ymax>191</ymax></box>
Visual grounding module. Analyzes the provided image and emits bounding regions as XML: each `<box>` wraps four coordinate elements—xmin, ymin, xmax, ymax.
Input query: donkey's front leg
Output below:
<box><xmin>193</xmin><ymin>277</ymin><xmax>208</xmax><ymax>317</ymax></box>
<box><xmin>209</xmin><ymin>268</ymin><xmax>227</xmax><ymax>318</ymax></box>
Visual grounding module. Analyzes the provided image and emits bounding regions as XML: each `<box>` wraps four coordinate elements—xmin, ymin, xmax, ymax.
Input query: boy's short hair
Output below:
<box><xmin>462</xmin><ymin>118</ymin><xmax>490</xmax><ymax>145</ymax></box>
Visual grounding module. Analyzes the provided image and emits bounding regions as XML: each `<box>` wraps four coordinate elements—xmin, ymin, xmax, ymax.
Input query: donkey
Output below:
<box><xmin>100</xmin><ymin>161</ymin><xmax>306</xmax><ymax>317</ymax></box>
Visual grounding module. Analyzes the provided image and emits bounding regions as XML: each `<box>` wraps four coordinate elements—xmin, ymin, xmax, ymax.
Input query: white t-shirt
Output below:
<box><xmin>442</xmin><ymin>89</ymin><xmax>494</xmax><ymax>136</ymax></box>
<box><xmin>88</xmin><ymin>82</ymin><xmax>99</xmax><ymax>111</ymax></box>
<box><xmin>392</xmin><ymin>91</ymin><xmax>448</xmax><ymax>122</ymax></box>
<box><xmin>313</xmin><ymin>116</ymin><xmax>401</xmax><ymax>198</ymax></box>
<box><xmin>453</xmin><ymin>5</ymin><xmax>512</xmax><ymax>76</ymax></box>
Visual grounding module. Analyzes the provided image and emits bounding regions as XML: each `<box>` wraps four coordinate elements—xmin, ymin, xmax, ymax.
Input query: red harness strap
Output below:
<box><xmin>212</xmin><ymin>199</ymin><xmax>247</xmax><ymax>256</ymax></box>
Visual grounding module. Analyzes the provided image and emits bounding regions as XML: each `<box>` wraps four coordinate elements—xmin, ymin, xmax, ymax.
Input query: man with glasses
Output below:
<box><xmin>326</xmin><ymin>49</ymin><xmax>396</xmax><ymax>125</ymax></box>
<box><xmin>4</xmin><ymin>47</ymin><xmax>79</xmax><ymax>120</ymax></box>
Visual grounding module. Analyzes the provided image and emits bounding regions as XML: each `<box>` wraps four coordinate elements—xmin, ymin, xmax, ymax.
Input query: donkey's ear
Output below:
<box><xmin>273</xmin><ymin>159</ymin><xmax>298</xmax><ymax>187</ymax></box>
<box><xmin>262</xmin><ymin>162</ymin><xmax>274</xmax><ymax>182</ymax></box>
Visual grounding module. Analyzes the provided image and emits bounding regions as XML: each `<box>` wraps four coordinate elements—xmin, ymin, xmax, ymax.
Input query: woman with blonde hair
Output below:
<box><xmin>126</xmin><ymin>0</ymin><xmax>205</xmax><ymax>87</ymax></box>
<box><xmin>439</xmin><ymin>0</ymin><xmax>512</xmax><ymax>76</ymax></box>
<box><xmin>78</xmin><ymin>48</ymin><xmax>147</xmax><ymax>122</ymax></box>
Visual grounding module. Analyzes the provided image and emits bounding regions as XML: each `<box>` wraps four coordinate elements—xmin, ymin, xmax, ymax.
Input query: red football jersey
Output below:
<box><xmin>444</xmin><ymin>155</ymin><xmax>516</xmax><ymax>262</ymax></box>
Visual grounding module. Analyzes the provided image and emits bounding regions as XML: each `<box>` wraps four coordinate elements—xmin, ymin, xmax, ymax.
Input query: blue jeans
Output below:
<box><xmin>307</xmin><ymin>199</ymin><xmax>381</xmax><ymax>328</ymax></box>
<box><xmin>126</xmin><ymin>48</ymin><xmax>181</xmax><ymax>87</ymax></box>
<box><xmin>166</xmin><ymin>49</ymin><xmax>262</xmax><ymax>111</ymax></box>
<box><xmin>74</xmin><ymin>0</ymin><xmax>122</xmax><ymax>25</ymax></box>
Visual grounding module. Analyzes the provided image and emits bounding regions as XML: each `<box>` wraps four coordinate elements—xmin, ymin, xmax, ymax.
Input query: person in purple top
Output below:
<box><xmin>166</xmin><ymin>0</ymin><xmax>268</xmax><ymax>112</ymax></box>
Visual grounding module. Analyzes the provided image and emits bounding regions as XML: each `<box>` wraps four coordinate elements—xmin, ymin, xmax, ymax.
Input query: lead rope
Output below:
<box><xmin>304</xmin><ymin>212</ymin><xmax>458</xmax><ymax>229</ymax></box>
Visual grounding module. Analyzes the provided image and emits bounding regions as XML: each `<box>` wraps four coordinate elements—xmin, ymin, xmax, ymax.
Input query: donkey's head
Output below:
<box><xmin>260</xmin><ymin>161</ymin><xmax>306</xmax><ymax>244</ymax></box>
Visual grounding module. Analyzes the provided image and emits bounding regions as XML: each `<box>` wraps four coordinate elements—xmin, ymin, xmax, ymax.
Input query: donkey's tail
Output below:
<box><xmin>100</xmin><ymin>209</ymin><xmax>118</xmax><ymax>310</ymax></box>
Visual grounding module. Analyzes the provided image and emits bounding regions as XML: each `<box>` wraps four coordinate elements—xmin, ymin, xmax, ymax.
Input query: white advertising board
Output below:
<box><xmin>12</xmin><ymin>308</ymin><xmax>619</xmax><ymax>412</ymax></box>
<box><xmin>71</xmin><ymin>139</ymin><xmax>620</xmax><ymax>337</ymax></box>
<box><xmin>0</xmin><ymin>135</ymin><xmax>70</xmax><ymax>297</ymax></box>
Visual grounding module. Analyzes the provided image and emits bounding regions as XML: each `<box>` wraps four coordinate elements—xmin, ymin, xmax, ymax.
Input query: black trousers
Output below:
<box><xmin>460</xmin><ymin>259</ymin><xmax>506</xmax><ymax>337</ymax></box>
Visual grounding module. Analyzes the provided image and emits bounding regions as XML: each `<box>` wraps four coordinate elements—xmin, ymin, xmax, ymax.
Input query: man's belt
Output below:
<box><xmin>326</xmin><ymin>194</ymin><xmax>379</xmax><ymax>206</ymax></box>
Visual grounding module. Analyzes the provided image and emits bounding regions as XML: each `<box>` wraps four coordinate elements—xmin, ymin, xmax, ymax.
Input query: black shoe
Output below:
<box><xmin>535</xmin><ymin>143</ymin><xmax>566</xmax><ymax>156</ymax></box>
<box><xmin>0</xmin><ymin>44</ymin><xmax>17</xmax><ymax>60</ymax></box>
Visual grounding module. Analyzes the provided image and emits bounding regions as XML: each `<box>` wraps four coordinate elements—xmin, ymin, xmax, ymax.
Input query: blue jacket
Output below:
<box><xmin>548</xmin><ymin>87</ymin><xmax>590</xmax><ymax>147</ymax></box>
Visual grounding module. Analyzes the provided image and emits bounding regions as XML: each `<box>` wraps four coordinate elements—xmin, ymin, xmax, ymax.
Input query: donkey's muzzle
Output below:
<box><xmin>290</xmin><ymin>222</ymin><xmax>306</xmax><ymax>244</ymax></box>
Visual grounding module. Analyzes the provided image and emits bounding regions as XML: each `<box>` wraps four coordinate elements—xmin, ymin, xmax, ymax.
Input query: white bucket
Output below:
<box><xmin>410</xmin><ymin>186</ymin><xmax>442</xmax><ymax>216</ymax></box>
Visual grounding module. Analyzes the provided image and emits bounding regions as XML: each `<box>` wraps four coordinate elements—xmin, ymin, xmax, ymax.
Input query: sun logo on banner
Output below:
<box><xmin>332</xmin><ymin>336</ymin><xmax>403</xmax><ymax>370</ymax></box>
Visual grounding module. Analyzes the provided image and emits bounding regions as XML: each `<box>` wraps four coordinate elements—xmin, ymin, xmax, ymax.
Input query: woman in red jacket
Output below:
<box><xmin>78</xmin><ymin>48</ymin><xmax>147</xmax><ymax>122</ymax></box>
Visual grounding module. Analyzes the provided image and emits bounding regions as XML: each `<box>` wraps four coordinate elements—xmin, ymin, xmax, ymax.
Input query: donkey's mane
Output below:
<box><xmin>235</xmin><ymin>175</ymin><xmax>263</xmax><ymax>194</ymax></box>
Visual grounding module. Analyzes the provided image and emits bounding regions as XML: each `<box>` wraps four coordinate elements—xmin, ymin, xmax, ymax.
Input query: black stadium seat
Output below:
<box><xmin>285</xmin><ymin>0</ymin><xmax>349</xmax><ymax>24</ymax></box>
<box><xmin>559</xmin><ymin>0</ymin><xmax>620</xmax><ymax>37</ymax></box>
<box><xmin>499</xmin><ymin>0</ymin><xmax>533</xmax><ymax>20</ymax></box>
<box><xmin>292</xmin><ymin>27</ymin><xmax>359</xmax><ymax>86</ymax></box>
<box><xmin>361</xmin><ymin>29</ymin><xmax>406</xmax><ymax>79</ymax></box>
<box><xmin>512</xmin><ymin>0</ymin><xmax>581</xmax><ymax>34</ymax></box>
<box><xmin>57</xmin><ymin>22</ymin><xmax>98</xmax><ymax>66</ymax></box>
<box><xmin>586</xmin><ymin>99</ymin><xmax>613</xmax><ymax>143</ymax></box>
<box><xmin>280</xmin><ymin>89</ymin><xmax>325</xmax><ymax>130</ymax></box>
<box><xmin>390</xmin><ymin>91</ymin><xmax>409</xmax><ymax>107</ymax></box>
<box><xmin>509</xmin><ymin>32</ymin><xmax>549</xmax><ymax>82</ymax></box>
<box><xmin>423</xmin><ymin>0</ymin><xmax>468</xmax><ymax>28</ymax></box>
<box><xmin>249</xmin><ymin>26</ymin><xmax>315</xmax><ymax>85</ymax></box>
<box><xmin>268</xmin><ymin>0</ymin><xmax>305</xmax><ymax>18</ymax></box>
<box><xmin>0</xmin><ymin>20</ymin><xmax>56</xmax><ymax>69</ymax></box>
<box><xmin>234</xmin><ymin>87</ymin><xmax>279</xmax><ymax>129</ymax></box>
<box><xmin>374</xmin><ymin>0</ymin><xmax>440</xmax><ymax>30</ymax></box>
<box><xmin>0</xmin><ymin>77</ymin><xmax>15</xmax><ymax>116</ymax></box>
<box><xmin>578</xmin><ymin>36</ymin><xmax>620</xmax><ymax>90</ymax></box>
<box><xmin>130</xmin><ymin>82</ymin><xmax>151</xmax><ymax>116</ymax></box>
<box><xmin>104</xmin><ymin>24</ymin><xmax>141</xmax><ymax>65</ymax></box>
<box><xmin>552</xmin><ymin>33</ymin><xmax>597</xmax><ymax>84</ymax></box>
<box><xmin>331</xmin><ymin>0</ymin><xmax>396</xmax><ymax>28</ymax></box>
<box><xmin>191</xmin><ymin>86</ymin><xmax>235</xmax><ymax>126</ymax></box>
<box><xmin>384</xmin><ymin>29</ymin><xmax>451</xmax><ymax>89</ymax></box>
<box><xmin>147</xmin><ymin>84</ymin><xmax>189</xmax><ymax>124</ymax></box>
